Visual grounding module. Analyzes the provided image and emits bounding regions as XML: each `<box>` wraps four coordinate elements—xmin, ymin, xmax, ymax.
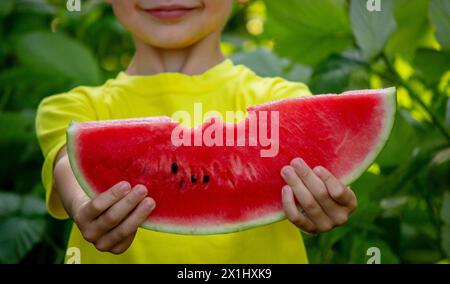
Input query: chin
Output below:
<box><xmin>142</xmin><ymin>32</ymin><xmax>207</xmax><ymax>50</ymax></box>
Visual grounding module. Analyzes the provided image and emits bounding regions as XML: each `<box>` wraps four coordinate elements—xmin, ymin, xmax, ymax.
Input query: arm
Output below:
<box><xmin>54</xmin><ymin>146</ymin><xmax>156</xmax><ymax>254</ymax></box>
<box><xmin>281</xmin><ymin>158</ymin><xmax>357</xmax><ymax>233</ymax></box>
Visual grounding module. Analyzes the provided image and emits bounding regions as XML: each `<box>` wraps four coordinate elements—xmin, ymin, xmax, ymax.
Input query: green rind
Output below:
<box><xmin>141</xmin><ymin>212</ymin><xmax>287</xmax><ymax>235</ymax></box>
<box><xmin>67</xmin><ymin>121</ymin><xmax>97</xmax><ymax>200</ymax></box>
<box><xmin>67</xmin><ymin>88</ymin><xmax>397</xmax><ymax>235</ymax></box>
<box><xmin>67</xmin><ymin>122</ymin><xmax>287</xmax><ymax>235</ymax></box>
<box><xmin>341</xmin><ymin>87</ymin><xmax>397</xmax><ymax>184</ymax></box>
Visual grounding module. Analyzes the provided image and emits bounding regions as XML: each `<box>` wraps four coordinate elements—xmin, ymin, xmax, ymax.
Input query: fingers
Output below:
<box><xmin>77</xmin><ymin>181</ymin><xmax>131</xmax><ymax>222</ymax></box>
<box><xmin>290</xmin><ymin>158</ymin><xmax>342</xmax><ymax>218</ymax></box>
<box><xmin>110</xmin><ymin>233</ymin><xmax>136</xmax><ymax>255</ymax></box>
<box><xmin>94</xmin><ymin>185</ymin><xmax>149</xmax><ymax>233</ymax></box>
<box><xmin>281</xmin><ymin>165</ymin><xmax>334</xmax><ymax>232</ymax></box>
<box><xmin>94</xmin><ymin>197</ymin><xmax>155</xmax><ymax>253</ymax></box>
<box><xmin>282</xmin><ymin>186</ymin><xmax>316</xmax><ymax>233</ymax></box>
<box><xmin>111</xmin><ymin>197</ymin><xmax>154</xmax><ymax>240</ymax></box>
<box><xmin>314</xmin><ymin>166</ymin><xmax>357</xmax><ymax>209</ymax></box>
<box><xmin>74</xmin><ymin>181</ymin><xmax>156</xmax><ymax>254</ymax></box>
<box><xmin>281</xmin><ymin>159</ymin><xmax>359</xmax><ymax>233</ymax></box>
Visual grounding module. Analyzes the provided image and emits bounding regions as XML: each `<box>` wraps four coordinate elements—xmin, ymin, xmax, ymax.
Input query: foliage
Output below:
<box><xmin>0</xmin><ymin>0</ymin><xmax>449</xmax><ymax>263</ymax></box>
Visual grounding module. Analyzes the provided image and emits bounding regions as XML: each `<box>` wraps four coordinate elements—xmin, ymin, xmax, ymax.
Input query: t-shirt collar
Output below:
<box><xmin>111</xmin><ymin>59</ymin><xmax>237</xmax><ymax>95</ymax></box>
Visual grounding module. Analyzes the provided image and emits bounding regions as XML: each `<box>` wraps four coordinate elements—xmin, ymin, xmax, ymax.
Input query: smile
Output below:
<box><xmin>144</xmin><ymin>5</ymin><xmax>198</xmax><ymax>20</ymax></box>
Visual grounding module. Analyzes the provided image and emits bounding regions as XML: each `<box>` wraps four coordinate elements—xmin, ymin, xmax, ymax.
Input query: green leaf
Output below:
<box><xmin>385</xmin><ymin>0</ymin><xmax>433</xmax><ymax>59</ymax></box>
<box><xmin>283</xmin><ymin>64</ymin><xmax>313</xmax><ymax>84</ymax></box>
<box><xmin>14</xmin><ymin>0</ymin><xmax>55</xmax><ymax>15</ymax></box>
<box><xmin>446</xmin><ymin>97</ymin><xmax>450</xmax><ymax>126</ymax></box>
<box><xmin>429</xmin><ymin>0</ymin><xmax>450</xmax><ymax>50</ymax></box>
<box><xmin>350</xmin><ymin>0</ymin><xmax>397</xmax><ymax>60</ymax></box>
<box><xmin>350</xmin><ymin>236</ymin><xmax>399</xmax><ymax>264</ymax></box>
<box><xmin>309</xmin><ymin>53</ymin><xmax>363</xmax><ymax>94</ymax></box>
<box><xmin>442</xmin><ymin>192</ymin><xmax>450</xmax><ymax>223</ymax></box>
<box><xmin>414</xmin><ymin>49</ymin><xmax>450</xmax><ymax>84</ymax></box>
<box><xmin>0</xmin><ymin>192</ymin><xmax>21</xmax><ymax>216</ymax></box>
<box><xmin>231</xmin><ymin>48</ymin><xmax>288</xmax><ymax>77</ymax></box>
<box><xmin>0</xmin><ymin>192</ymin><xmax>46</xmax><ymax>217</ymax></box>
<box><xmin>376</xmin><ymin>110</ymin><xmax>421</xmax><ymax>167</ymax></box>
<box><xmin>0</xmin><ymin>67</ymin><xmax>70</xmax><ymax>109</ymax></box>
<box><xmin>0</xmin><ymin>217</ymin><xmax>45</xmax><ymax>264</ymax></box>
<box><xmin>264</xmin><ymin>0</ymin><xmax>353</xmax><ymax>66</ymax></box>
<box><xmin>318</xmin><ymin>226</ymin><xmax>351</xmax><ymax>252</ymax></box>
<box><xmin>0</xmin><ymin>0</ymin><xmax>16</xmax><ymax>17</ymax></box>
<box><xmin>16</xmin><ymin>31</ymin><xmax>101</xmax><ymax>86</ymax></box>
<box><xmin>348</xmin><ymin>172</ymin><xmax>384</xmax><ymax>226</ymax></box>
<box><xmin>231</xmin><ymin>48</ymin><xmax>313</xmax><ymax>83</ymax></box>
<box><xmin>20</xmin><ymin>195</ymin><xmax>46</xmax><ymax>216</ymax></box>
<box><xmin>381</xmin><ymin>196</ymin><xmax>409</xmax><ymax>210</ymax></box>
<box><xmin>441</xmin><ymin>192</ymin><xmax>450</xmax><ymax>259</ymax></box>
<box><xmin>443</xmin><ymin>226</ymin><xmax>450</xmax><ymax>260</ymax></box>
<box><xmin>0</xmin><ymin>111</ymin><xmax>35</xmax><ymax>142</ymax></box>
<box><xmin>351</xmin><ymin>71</ymin><xmax>372</xmax><ymax>90</ymax></box>
<box><xmin>401</xmin><ymin>249</ymin><xmax>442</xmax><ymax>263</ymax></box>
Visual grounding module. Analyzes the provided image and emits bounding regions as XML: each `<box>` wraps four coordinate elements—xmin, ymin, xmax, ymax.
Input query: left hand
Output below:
<box><xmin>280</xmin><ymin>158</ymin><xmax>357</xmax><ymax>234</ymax></box>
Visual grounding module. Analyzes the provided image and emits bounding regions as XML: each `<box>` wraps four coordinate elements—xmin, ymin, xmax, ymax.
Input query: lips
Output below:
<box><xmin>144</xmin><ymin>5</ymin><xmax>198</xmax><ymax>20</ymax></box>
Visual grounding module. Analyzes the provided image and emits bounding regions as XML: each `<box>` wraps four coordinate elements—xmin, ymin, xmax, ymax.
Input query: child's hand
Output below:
<box><xmin>72</xmin><ymin>182</ymin><xmax>155</xmax><ymax>254</ymax></box>
<box><xmin>280</xmin><ymin>158</ymin><xmax>357</xmax><ymax>234</ymax></box>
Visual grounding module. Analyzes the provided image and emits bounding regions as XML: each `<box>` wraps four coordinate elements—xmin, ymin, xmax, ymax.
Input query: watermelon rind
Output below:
<box><xmin>67</xmin><ymin>117</ymin><xmax>174</xmax><ymax>201</ymax></box>
<box><xmin>141</xmin><ymin>88</ymin><xmax>396</xmax><ymax>235</ymax></box>
<box><xmin>140</xmin><ymin>212</ymin><xmax>287</xmax><ymax>235</ymax></box>
<box><xmin>66</xmin><ymin>88</ymin><xmax>397</xmax><ymax>235</ymax></box>
<box><xmin>67</xmin><ymin>121</ymin><xmax>97</xmax><ymax>200</ymax></box>
<box><xmin>340</xmin><ymin>87</ymin><xmax>397</xmax><ymax>184</ymax></box>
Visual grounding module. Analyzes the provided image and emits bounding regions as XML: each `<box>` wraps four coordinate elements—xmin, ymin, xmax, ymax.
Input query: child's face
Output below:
<box><xmin>108</xmin><ymin>0</ymin><xmax>235</xmax><ymax>49</ymax></box>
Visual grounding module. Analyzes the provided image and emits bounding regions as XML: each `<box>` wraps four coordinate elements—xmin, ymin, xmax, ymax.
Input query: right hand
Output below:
<box><xmin>72</xmin><ymin>181</ymin><xmax>155</xmax><ymax>254</ymax></box>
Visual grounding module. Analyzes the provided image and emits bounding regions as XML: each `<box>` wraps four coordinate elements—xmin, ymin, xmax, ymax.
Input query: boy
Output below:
<box><xmin>36</xmin><ymin>0</ymin><xmax>357</xmax><ymax>263</ymax></box>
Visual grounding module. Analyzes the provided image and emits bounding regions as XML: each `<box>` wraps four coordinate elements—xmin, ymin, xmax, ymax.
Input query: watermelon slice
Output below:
<box><xmin>67</xmin><ymin>88</ymin><xmax>396</xmax><ymax>235</ymax></box>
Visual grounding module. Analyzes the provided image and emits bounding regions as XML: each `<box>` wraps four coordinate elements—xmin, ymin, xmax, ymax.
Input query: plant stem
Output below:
<box><xmin>381</xmin><ymin>54</ymin><xmax>450</xmax><ymax>142</ymax></box>
<box><xmin>0</xmin><ymin>87</ymin><xmax>12</xmax><ymax>112</ymax></box>
<box><xmin>414</xmin><ymin>179</ymin><xmax>441</xmax><ymax>238</ymax></box>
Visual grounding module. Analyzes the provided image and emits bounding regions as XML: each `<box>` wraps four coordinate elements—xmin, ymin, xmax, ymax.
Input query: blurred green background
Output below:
<box><xmin>0</xmin><ymin>0</ymin><xmax>449</xmax><ymax>264</ymax></box>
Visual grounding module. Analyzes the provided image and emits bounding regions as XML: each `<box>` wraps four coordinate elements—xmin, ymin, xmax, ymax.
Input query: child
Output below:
<box><xmin>36</xmin><ymin>0</ymin><xmax>357</xmax><ymax>264</ymax></box>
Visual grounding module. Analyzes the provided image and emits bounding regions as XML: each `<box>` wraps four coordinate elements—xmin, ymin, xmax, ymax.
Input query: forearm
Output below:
<box><xmin>54</xmin><ymin>146</ymin><xmax>88</xmax><ymax>219</ymax></box>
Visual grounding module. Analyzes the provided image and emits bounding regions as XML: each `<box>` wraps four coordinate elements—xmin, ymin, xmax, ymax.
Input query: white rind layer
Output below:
<box><xmin>67</xmin><ymin>122</ymin><xmax>97</xmax><ymax>200</ymax></box>
<box><xmin>67</xmin><ymin>88</ymin><xmax>397</xmax><ymax>235</ymax></box>
<box><xmin>341</xmin><ymin>87</ymin><xmax>397</xmax><ymax>184</ymax></box>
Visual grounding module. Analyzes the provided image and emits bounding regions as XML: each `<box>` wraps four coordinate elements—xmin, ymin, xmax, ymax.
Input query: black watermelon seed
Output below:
<box><xmin>203</xmin><ymin>175</ymin><xmax>210</xmax><ymax>184</ymax></box>
<box><xmin>191</xmin><ymin>176</ymin><xmax>198</xmax><ymax>183</ymax></box>
<box><xmin>171</xmin><ymin>163</ymin><xmax>178</xmax><ymax>174</ymax></box>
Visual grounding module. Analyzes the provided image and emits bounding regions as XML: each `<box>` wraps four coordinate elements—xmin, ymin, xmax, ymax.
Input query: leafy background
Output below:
<box><xmin>0</xmin><ymin>0</ymin><xmax>449</xmax><ymax>264</ymax></box>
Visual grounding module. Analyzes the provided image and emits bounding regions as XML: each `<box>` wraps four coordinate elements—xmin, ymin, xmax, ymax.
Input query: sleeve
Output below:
<box><xmin>35</xmin><ymin>90</ymin><xmax>97</xmax><ymax>219</ymax></box>
<box><xmin>268</xmin><ymin>78</ymin><xmax>312</xmax><ymax>101</ymax></box>
<box><xmin>261</xmin><ymin>78</ymin><xmax>312</xmax><ymax>103</ymax></box>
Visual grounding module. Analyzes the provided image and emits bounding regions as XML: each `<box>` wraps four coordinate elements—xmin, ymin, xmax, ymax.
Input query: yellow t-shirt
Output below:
<box><xmin>36</xmin><ymin>59</ymin><xmax>312</xmax><ymax>264</ymax></box>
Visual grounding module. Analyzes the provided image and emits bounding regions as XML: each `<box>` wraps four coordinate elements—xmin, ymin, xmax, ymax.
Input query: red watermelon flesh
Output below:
<box><xmin>67</xmin><ymin>88</ymin><xmax>396</xmax><ymax>235</ymax></box>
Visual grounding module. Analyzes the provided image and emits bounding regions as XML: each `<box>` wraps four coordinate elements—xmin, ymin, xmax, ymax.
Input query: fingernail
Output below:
<box><xmin>282</xmin><ymin>185</ymin><xmax>291</xmax><ymax>197</ymax></box>
<box><xmin>114</xmin><ymin>181</ymin><xmax>130</xmax><ymax>195</ymax></box>
<box><xmin>292</xmin><ymin>158</ymin><xmax>303</xmax><ymax>169</ymax></box>
<box><xmin>313</xmin><ymin>167</ymin><xmax>322</xmax><ymax>176</ymax></box>
<box><xmin>134</xmin><ymin>185</ymin><xmax>147</xmax><ymax>196</ymax></box>
<box><xmin>143</xmin><ymin>198</ymin><xmax>155</xmax><ymax>210</ymax></box>
<box><xmin>282</xmin><ymin>166</ymin><xmax>293</xmax><ymax>177</ymax></box>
